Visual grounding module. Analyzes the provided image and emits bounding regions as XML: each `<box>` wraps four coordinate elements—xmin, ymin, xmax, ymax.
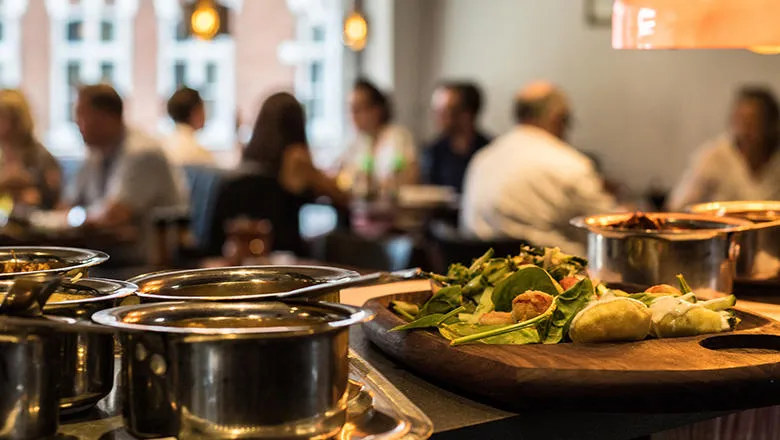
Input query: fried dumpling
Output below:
<box><xmin>649</xmin><ymin>296</ymin><xmax>732</xmax><ymax>338</ymax></box>
<box><xmin>569</xmin><ymin>297</ymin><xmax>652</xmax><ymax>343</ymax></box>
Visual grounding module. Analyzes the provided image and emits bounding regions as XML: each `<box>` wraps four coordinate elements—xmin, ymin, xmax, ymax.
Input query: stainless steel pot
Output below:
<box><xmin>571</xmin><ymin>212</ymin><xmax>755</xmax><ymax>292</ymax></box>
<box><xmin>128</xmin><ymin>266</ymin><xmax>360</xmax><ymax>303</ymax></box>
<box><xmin>0</xmin><ymin>246</ymin><xmax>109</xmax><ymax>280</ymax></box>
<box><xmin>0</xmin><ymin>317</ymin><xmax>61</xmax><ymax>439</ymax></box>
<box><xmin>92</xmin><ymin>301</ymin><xmax>373</xmax><ymax>439</ymax></box>
<box><xmin>33</xmin><ymin>278</ymin><xmax>136</xmax><ymax>414</ymax></box>
<box><xmin>687</xmin><ymin>201</ymin><xmax>780</xmax><ymax>279</ymax></box>
<box><xmin>0</xmin><ymin>313</ymin><xmax>116</xmax><ymax>439</ymax></box>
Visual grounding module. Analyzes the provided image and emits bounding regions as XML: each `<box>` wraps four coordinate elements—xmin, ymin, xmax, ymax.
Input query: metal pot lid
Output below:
<box><xmin>92</xmin><ymin>300</ymin><xmax>373</xmax><ymax>336</ymax></box>
<box><xmin>0</xmin><ymin>247</ymin><xmax>109</xmax><ymax>279</ymax></box>
<box><xmin>0</xmin><ymin>278</ymin><xmax>136</xmax><ymax>305</ymax></box>
<box><xmin>570</xmin><ymin>212</ymin><xmax>753</xmax><ymax>239</ymax></box>
<box><xmin>128</xmin><ymin>265</ymin><xmax>361</xmax><ymax>301</ymax></box>
<box><xmin>687</xmin><ymin>201</ymin><xmax>780</xmax><ymax>222</ymax></box>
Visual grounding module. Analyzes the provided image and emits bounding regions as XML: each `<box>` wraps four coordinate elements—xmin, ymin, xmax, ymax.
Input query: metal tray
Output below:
<box><xmin>56</xmin><ymin>350</ymin><xmax>433</xmax><ymax>439</ymax></box>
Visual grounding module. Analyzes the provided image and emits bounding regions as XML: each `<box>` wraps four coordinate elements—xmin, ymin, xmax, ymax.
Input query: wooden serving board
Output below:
<box><xmin>362</xmin><ymin>292</ymin><xmax>780</xmax><ymax>412</ymax></box>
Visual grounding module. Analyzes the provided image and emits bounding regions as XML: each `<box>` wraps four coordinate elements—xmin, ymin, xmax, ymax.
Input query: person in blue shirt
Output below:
<box><xmin>421</xmin><ymin>81</ymin><xmax>492</xmax><ymax>193</ymax></box>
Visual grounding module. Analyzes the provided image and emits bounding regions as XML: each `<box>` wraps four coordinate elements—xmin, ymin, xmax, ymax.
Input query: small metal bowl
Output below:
<box><xmin>0</xmin><ymin>246</ymin><xmax>109</xmax><ymax>279</ymax></box>
<box><xmin>571</xmin><ymin>212</ymin><xmax>753</xmax><ymax>292</ymax></box>
<box><xmin>129</xmin><ymin>265</ymin><xmax>360</xmax><ymax>303</ymax></box>
<box><xmin>93</xmin><ymin>301</ymin><xmax>373</xmax><ymax>439</ymax></box>
<box><xmin>688</xmin><ymin>201</ymin><xmax>780</xmax><ymax>279</ymax></box>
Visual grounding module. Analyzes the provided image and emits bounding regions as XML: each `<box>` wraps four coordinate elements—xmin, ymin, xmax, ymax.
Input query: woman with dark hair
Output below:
<box><xmin>668</xmin><ymin>86</ymin><xmax>780</xmax><ymax>210</ymax></box>
<box><xmin>206</xmin><ymin>92</ymin><xmax>347</xmax><ymax>256</ymax></box>
<box><xmin>339</xmin><ymin>78</ymin><xmax>418</xmax><ymax>199</ymax></box>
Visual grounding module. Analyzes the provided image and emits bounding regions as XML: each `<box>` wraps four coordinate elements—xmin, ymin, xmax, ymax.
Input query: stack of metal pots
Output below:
<box><xmin>0</xmin><ymin>251</ymin><xmax>373</xmax><ymax>440</ymax></box>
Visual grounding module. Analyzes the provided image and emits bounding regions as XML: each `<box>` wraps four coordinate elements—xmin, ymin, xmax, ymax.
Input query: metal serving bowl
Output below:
<box><xmin>687</xmin><ymin>201</ymin><xmax>780</xmax><ymax>279</ymax></box>
<box><xmin>0</xmin><ymin>246</ymin><xmax>109</xmax><ymax>279</ymax></box>
<box><xmin>571</xmin><ymin>212</ymin><xmax>753</xmax><ymax>292</ymax></box>
<box><xmin>129</xmin><ymin>265</ymin><xmax>360</xmax><ymax>303</ymax></box>
<box><xmin>38</xmin><ymin>278</ymin><xmax>136</xmax><ymax>413</ymax></box>
<box><xmin>93</xmin><ymin>301</ymin><xmax>373</xmax><ymax>439</ymax></box>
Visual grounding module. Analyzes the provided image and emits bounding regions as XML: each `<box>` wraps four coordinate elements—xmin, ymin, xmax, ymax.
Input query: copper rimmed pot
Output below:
<box><xmin>571</xmin><ymin>212</ymin><xmax>756</xmax><ymax>292</ymax></box>
<box><xmin>687</xmin><ymin>201</ymin><xmax>780</xmax><ymax>279</ymax></box>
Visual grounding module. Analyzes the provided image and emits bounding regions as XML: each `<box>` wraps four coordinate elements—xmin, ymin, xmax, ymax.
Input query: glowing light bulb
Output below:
<box><xmin>343</xmin><ymin>11</ymin><xmax>368</xmax><ymax>51</ymax></box>
<box><xmin>191</xmin><ymin>0</ymin><xmax>220</xmax><ymax>41</ymax></box>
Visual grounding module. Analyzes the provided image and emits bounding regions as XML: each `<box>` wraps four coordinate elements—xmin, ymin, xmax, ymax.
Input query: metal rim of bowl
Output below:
<box><xmin>687</xmin><ymin>200</ymin><xmax>780</xmax><ymax>218</ymax></box>
<box><xmin>570</xmin><ymin>212</ymin><xmax>754</xmax><ymax>239</ymax></box>
<box><xmin>0</xmin><ymin>246</ymin><xmax>110</xmax><ymax>279</ymax></box>
<box><xmin>91</xmin><ymin>300</ymin><xmax>373</xmax><ymax>336</ymax></box>
<box><xmin>45</xmin><ymin>278</ymin><xmax>137</xmax><ymax>305</ymax></box>
<box><xmin>128</xmin><ymin>265</ymin><xmax>361</xmax><ymax>301</ymax></box>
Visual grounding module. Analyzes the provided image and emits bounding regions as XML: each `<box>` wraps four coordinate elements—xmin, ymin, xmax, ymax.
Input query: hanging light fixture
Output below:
<box><xmin>190</xmin><ymin>0</ymin><xmax>221</xmax><ymax>40</ymax></box>
<box><xmin>612</xmin><ymin>0</ymin><xmax>780</xmax><ymax>52</ymax></box>
<box><xmin>343</xmin><ymin>4</ymin><xmax>368</xmax><ymax>52</ymax></box>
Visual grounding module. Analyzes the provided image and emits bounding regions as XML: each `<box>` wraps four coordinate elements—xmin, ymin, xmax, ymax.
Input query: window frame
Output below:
<box><xmin>278</xmin><ymin>0</ymin><xmax>346</xmax><ymax>167</ymax></box>
<box><xmin>45</xmin><ymin>0</ymin><xmax>138</xmax><ymax>157</ymax></box>
<box><xmin>0</xmin><ymin>0</ymin><xmax>28</xmax><ymax>88</ymax></box>
<box><xmin>153</xmin><ymin>0</ymin><xmax>242</xmax><ymax>152</ymax></box>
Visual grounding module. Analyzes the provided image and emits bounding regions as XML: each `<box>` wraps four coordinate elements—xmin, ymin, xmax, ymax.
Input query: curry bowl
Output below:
<box><xmin>0</xmin><ymin>246</ymin><xmax>109</xmax><ymax>279</ymax></box>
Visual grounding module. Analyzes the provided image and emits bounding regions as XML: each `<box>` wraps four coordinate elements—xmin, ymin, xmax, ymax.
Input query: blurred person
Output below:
<box><xmin>163</xmin><ymin>87</ymin><xmax>215</xmax><ymax>167</ymax></box>
<box><xmin>340</xmin><ymin>78</ymin><xmax>418</xmax><ymax>198</ymax></box>
<box><xmin>460</xmin><ymin>81</ymin><xmax>616</xmax><ymax>255</ymax></box>
<box><xmin>0</xmin><ymin>89</ymin><xmax>61</xmax><ymax>209</ymax></box>
<box><xmin>206</xmin><ymin>92</ymin><xmax>348</xmax><ymax>256</ymax></box>
<box><xmin>66</xmin><ymin>84</ymin><xmax>184</xmax><ymax>263</ymax></box>
<box><xmin>668</xmin><ymin>86</ymin><xmax>780</xmax><ymax>210</ymax></box>
<box><xmin>422</xmin><ymin>81</ymin><xmax>492</xmax><ymax>192</ymax></box>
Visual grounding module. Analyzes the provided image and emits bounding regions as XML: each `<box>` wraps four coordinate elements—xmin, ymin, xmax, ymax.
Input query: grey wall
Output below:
<box><xmin>386</xmin><ymin>0</ymin><xmax>780</xmax><ymax>193</ymax></box>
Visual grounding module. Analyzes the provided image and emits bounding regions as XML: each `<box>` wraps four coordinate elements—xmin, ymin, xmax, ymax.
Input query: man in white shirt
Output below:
<box><xmin>163</xmin><ymin>87</ymin><xmax>215</xmax><ymax>167</ymax></box>
<box><xmin>667</xmin><ymin>87</ymin><xmax>780</xmax><ymax>210</ymax></box>
<box><xmin>460</xmin><ymin>81</ymin><xmax>615</xmax><ymax>255</ymax></box>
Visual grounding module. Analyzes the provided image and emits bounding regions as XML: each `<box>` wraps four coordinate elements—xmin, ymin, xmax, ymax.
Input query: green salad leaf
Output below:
<box><xmin>542</xmin><ymin>278</ymin><xmax>594</xmax><ymax>344</ymax></box>
<box><xmin>391</xmin><ymin>306</ymin><xmax>465</xmax><ymax>331</ymax></box>
<box><xmin>419</xmin><ymin>285</ymin><xmax>463</xmax><ymax>317</ymax></box>
<box><xmin>491</xmin><ymin>265</ymin><xmax>562</xmax><ymax>312</ymax></box>
<box><xmin>439</xmin><ymin>323</ymin><xmax>540</xmax><ymax>345</ymax></box>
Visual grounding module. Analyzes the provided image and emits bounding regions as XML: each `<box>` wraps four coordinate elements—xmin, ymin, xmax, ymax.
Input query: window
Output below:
<box><xmin>66</xmin><ymin>20</ymin><xmax>82</xmax><ymax>41</ymax></box>
<box><xmin>100</xmin><ymin>20</ymin><xmax>113</xmax><ymax>42</ymax></box>
<box><xmin>0</xmin><ymin>0</ymin><xmax>28</xmax><ymax>88</ymax></box>
<box><xmin>154</xmin><ymin>0</ymin><xmax>241</xmax><ymax>152</ymax></box>
<box><xmin>279</xmin><ymin>0</ymin><xmax>345</xmax><ymax>165</ymax></box>
<box><xmin>45</xmin><ymin>0</ymin><xmax>138</xmax><ymax>156</ymax></box>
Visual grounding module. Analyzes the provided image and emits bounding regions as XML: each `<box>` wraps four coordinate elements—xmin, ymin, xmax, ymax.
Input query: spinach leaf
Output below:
<box><xmin>450</xmin><ymin>309</ymin><xmax>552</xmax><ymax>345</ymax></box>
<box><xmin>467</xmin><ymin>287</ymin><xmax>495</xmax><ymax>324</ymax></box>
<box><xmin>542</xmin><ymin>278</ymin><xmax>594</xmax><ymax>344</ymax></box>
<box><xmin>418</xmin><ymin>285</ymin><xmax>463</xmax><ymax>317</ymax></box>
<box><xmin>439</xmin><ymin>323</ymin><xmax>540</xmax><ymax>345</ymax></box>
<box><xmin>491</xmin><ymin>265</ymin><xmax>562</xmax><ymax>312</ymax></box>
<box><xmin>392</xmin><ymin>306</ymin><xmax>465</xmax><ymax>331</ymax></box>
<box><xmin>390</xmin><ymin>300</ymin><xmax>419</xmax><ymax>321</ymax></box>
<box><xmin>391</xmin><ymin>313</ymin><xmax>445</xmax><ymax>331</ymax></box>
